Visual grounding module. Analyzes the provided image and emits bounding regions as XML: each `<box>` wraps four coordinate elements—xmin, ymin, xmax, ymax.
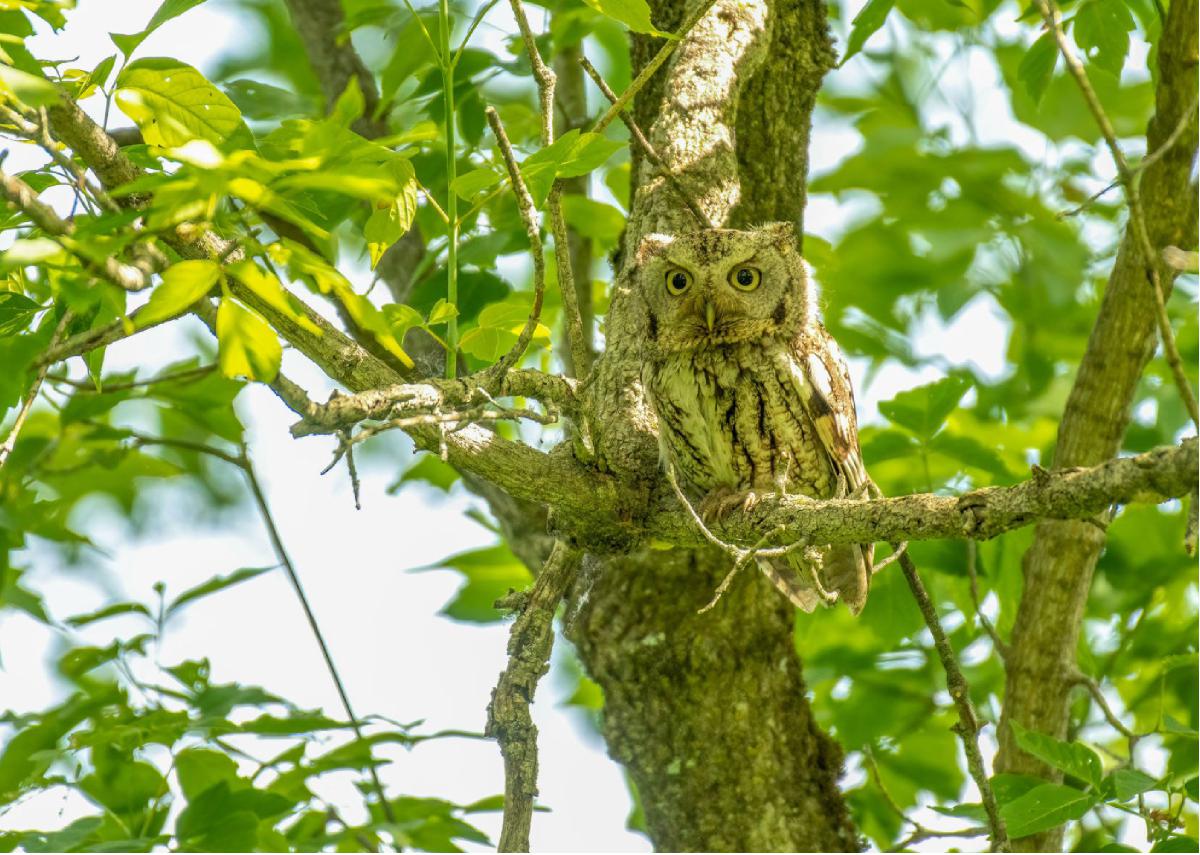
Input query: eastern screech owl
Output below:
<box><xmin>637</xmin><ymin>222</ymin><xmax>876</xmax><ymax>614</ymax></box>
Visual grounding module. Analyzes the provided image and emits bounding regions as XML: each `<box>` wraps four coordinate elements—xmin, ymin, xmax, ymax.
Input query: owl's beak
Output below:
<box><xmin>704</xmin><ymin>300</ymin><xmax>716</xmax><ymax>333</ymax></box>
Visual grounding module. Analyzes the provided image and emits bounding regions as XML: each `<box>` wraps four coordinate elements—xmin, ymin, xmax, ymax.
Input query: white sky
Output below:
<box><xmin>0</xmin><ymin>0</ymin><xmax>1052</xmax><ymax>852</ymax></box>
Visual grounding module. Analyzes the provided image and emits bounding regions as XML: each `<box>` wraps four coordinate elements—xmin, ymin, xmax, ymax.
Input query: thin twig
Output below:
<box><xmin>896</xmin><ymin>549</ymin><xmax>1010</xmax><ymax>852</ymax></box>
<box><xmin>0</xmin><ymin>311</ymin><xmax>71</xmax><ymax>469</ymax></box>
<box><xmin>486</xmin><ymin>540</ymin><xmax>580</xmax><ymax>852</ymax></box>
<box><xmin>579</xmin><ymin>56</ymin><xmax>710</xmax><ymax>228</ymax></box>
<box><xmin>0</xmin><ymin>104</ymin><xmax>121</xmax><ymax>214</ymax></box>
<box><xmin>502</xmin><ymin>0</ymin><xmax>591</xmax><ymax>378</ymax></box>
<box><xmin>863</xmin><ymin>745</ymin><xmax>989</xmax><ymax>851</ymax></box>
<box><xmin>588</xmin><ymin>0</ymin><xmax>720</xmax><ymax>135</ymax></box>
<box><xmin>0</xmin><ymin>164</ymin><xmax>151</xmax><ymax>291</ymax></box>
<box><xmin>1060</xmin><ymin>97</ymin><xmax>1199</xmax><ymax>219</ymax></box>
<box><xmin>120</xmin><ymin>427</ymin><xmax>395</xmax><ymax>826</ymax></box>
<box><xmin>663</xmin><ymin>464</ymin><xmax>811</xmax><ymax>612</ymax></box>
<box><xmin>46</xmin><ymin>364</ymin><xmax>217</xmax><ymax>393</ymax></box>
<box><xmin>1035</xmin><ymin>0</ymin><xmax>1199</xmax><ymax>428</ymax></box>
<box><xmin>484</xmin><ymin>107</ymin><xmax>547</xmax><ymax>386</ymax></box>
<box><xmin>546</xmin><ymin>183</ymin><xmax>592</xmax><ymax>377</ymax></box>
<box><xmin>966</xmin><ymin>540</ymin><xmax>1009</xmax><ymax>659</ymax></box>
<box><xmin>504</xmin><ymin>0</ymin><xmax>555</xmax><ymax>147</ymax></box>
<box><xmin>1068</xmin><ymin>668</ymin><xmax>1142</xmax><ymax>762</ymax></box>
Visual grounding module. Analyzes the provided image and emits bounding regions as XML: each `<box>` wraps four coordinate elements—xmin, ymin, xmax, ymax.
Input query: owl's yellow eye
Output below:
<box><xmin>730</xmin><ymin>266</ymin><xmax>761</xmax><ymax>291</ymax></box>
<box><xmin>665</xmin><ymin>267</ymin><xmax>693</xmax><ymax>295</ymax></box>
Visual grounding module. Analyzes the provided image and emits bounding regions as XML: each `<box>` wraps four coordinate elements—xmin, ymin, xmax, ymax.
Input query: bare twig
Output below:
<box><xmin>502</xmin><ymin>0</ymin><xmax>591</xmax><ymax>378</ymax></box>
<box><xmin>1060</xmin><ymin>96</ymin><xmax>1199</xmax><ymax>219</ymax></box>
<box><xmin>504</xmin><ymin>0</ymin><xmax>554</xmax><ymax>147</ymax></box>
<box><xmin>663</xmin><ymin>464</ymin><xmax>812</xmax><ymax>612</ymax></box>
<box><xmin>546</xmin><ymin>183</ymin><xmax>591</xmax><ymax>377</ymax></box>
<box><xmin>589</xmin><ymin>0</ymin><xmax>719</xmax><ymax>134</ymax></box>
<box><xmin>1036</xmin><ymin>0</ymin><xmax>1198</xmax><ymax>427</ymax></box>
<box><xmin>0</xmin><ymin>164</ymin><xmax>152</xmax><ymax>291</ymax></box>
<box><xmin>486</xmin><ymin>540</ymin><xmax>580</xmax><ymax>851</ymax></box>
<box><xmin>1068</xmin><ymin>668</ymin><xmax>1142</xmax><ymax>763</ymax></box>
<box><xmin>579</xmin><ymin>56</ymin><xmax>710</xmax><ymax>228</ymax></box>
<box><xmin>0</xmin><ymin>104</ymin><xmax>121</xmax><ymax>213</ymax></box>
<box><xmin>966</xmin><ymin>540</ymin><xmax>1009</xmax><ymax>659</ymax></box>
<box><xmin>0</xmin><ymin>312</ymin><xmax>71</xmax><ymax>469</ymax></box>
<box><xmin>123</xmin><ymin>426</ymin><xmax>395</xmax><ymax>826</ymax></box>
<box><xmin>863</xmin><ymin>745</ymin><xmax>989</xmax><ymax>851</ymax></box>
<box><xmin>896</xmin><ymin>549</ymin><xmax>1010</xmax><ymax>852</ymax></box>
<box><xmin>484</xmin><ymin>107</ymin><xmax>547</xmax><ymax>386</ymax></box>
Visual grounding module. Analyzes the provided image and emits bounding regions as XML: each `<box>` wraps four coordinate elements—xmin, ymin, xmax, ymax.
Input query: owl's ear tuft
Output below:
<box><xmin>760</xmin><ymin>221</ymin><xmax>797</xmax><ymax>249</ymax></box>
<box><xmin>636</xmin><ymin>233</ymin><xmax>674</xmax><ymax>264</ymax></box>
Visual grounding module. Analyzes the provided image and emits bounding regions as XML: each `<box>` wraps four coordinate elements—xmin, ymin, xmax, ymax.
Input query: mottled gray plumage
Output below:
<box><xmin>637</xmin><ymin>223</ymin><xmax>875</xmax><ymax>613</ymax></box>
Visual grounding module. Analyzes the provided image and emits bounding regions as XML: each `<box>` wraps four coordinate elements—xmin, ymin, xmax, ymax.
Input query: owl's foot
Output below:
<box><xmin>698</xmin><ymin>487</ymin><xmax>762</xmax><ymax>524</ymax></box>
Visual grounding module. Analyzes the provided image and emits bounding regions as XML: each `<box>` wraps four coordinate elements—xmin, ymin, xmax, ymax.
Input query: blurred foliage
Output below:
<box><xmin>0</xmin><ymin>0</ymin><xmax>1196</xmax><ymax>851</ymax></box>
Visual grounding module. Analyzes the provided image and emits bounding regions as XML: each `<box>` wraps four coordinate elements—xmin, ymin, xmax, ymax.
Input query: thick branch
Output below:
<box><xmin>485</xmin><ymin>542</ymin><xmax>579</xmax><ymax>852</ymax></box>
<box><xmin>646</xmin><ymin>439</ymin><xmax>1197</xmax><ymax>551</ymax></box>
<box><xmin>282</xmin><ymin>0</ymin><xmax>388</xmax><ymax>138</ymax></box>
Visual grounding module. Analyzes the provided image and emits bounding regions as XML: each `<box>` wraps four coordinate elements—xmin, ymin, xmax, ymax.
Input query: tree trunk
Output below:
<box><xmin>567</xmin><ymin>2</ymin><xmax>856</xmax><ymax>850</ymax></box>
<box><xmin>995</xmin><ymin>2</ymin><xmax>1199</xmax><ymax>851</ymax></box>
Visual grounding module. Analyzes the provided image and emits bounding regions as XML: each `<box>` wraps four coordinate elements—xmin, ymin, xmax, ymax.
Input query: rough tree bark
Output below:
<box><xmin>996</xmin><ymin>2</ymin><xmax>1199</xmax><ymax>851</ymax></box>
<box><xmin>566</xmin><ymin>2</ymin><xmax>858</xmax><ymax>850</ymax></box>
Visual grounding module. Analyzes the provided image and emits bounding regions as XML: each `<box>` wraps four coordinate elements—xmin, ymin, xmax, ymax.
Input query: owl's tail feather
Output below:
<box><xmin>758</xmin><ymin>542</ymin><xmax>874</xmax><ymax>615</ymax></box>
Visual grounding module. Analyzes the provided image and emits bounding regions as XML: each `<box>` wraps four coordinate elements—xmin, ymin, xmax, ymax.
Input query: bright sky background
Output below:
<box><xmin>0</xmin><ymin>0</ymin><xmax>1102</xmax><ymax>851</ymax></box>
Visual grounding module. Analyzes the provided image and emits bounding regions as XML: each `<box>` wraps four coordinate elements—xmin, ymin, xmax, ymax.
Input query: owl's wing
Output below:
<box><xmin>794</xmin><ymin>323</ymin><xmax>870</xmax><ymax>498</ymax></box>
<box><xmin>789</xmin><ymin>323</ymin><xmax>876</xmax><ymax>614</ymax></box>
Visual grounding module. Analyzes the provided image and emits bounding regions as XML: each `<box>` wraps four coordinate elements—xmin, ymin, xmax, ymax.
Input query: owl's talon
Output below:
<box><xmin>698</xmin><ymin>487</ymin><xmax>762</xmax><ymax>523</ymax></box>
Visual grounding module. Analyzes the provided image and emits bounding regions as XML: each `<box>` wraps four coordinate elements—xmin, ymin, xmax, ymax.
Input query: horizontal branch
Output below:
<box><xmin>289</xmin><ymin>369</ymin><xmax>577</xmax><ymax>437</ymax></box>
<box><xmin>641</xmin><ymin>438</ymin><xmax>1197</xmax><ymax>551</ymax></box>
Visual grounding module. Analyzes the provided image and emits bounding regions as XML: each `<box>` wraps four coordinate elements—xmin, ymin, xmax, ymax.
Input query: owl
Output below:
<box><xmin>636</xmin><ymin>222</ymin><xmax>876</xmax><ymax>614</ymax></box>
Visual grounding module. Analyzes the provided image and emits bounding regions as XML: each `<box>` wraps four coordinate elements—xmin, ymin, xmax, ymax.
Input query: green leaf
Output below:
<box><xmin>1009</xmin><ymin>720</ymin><xmax>1103</xmax><ymax>789</ymax></box>
<box><xmin>165</xmin><ymin>566</ymin><xmax>276</xmax><ymax>618</ymax></box>
<box><xmin>877</xmin><ymin>374</ymin><xmax>971</xmax><ymax>440</ymax></box>
<box><xmin>1072</xmin><ymin>0</ymin><xmax>1133</xmax><ymax>77</ymax></box>
<box><xmin>115</xmin><ymin>58</ymin><xmax>242</xmax><ymax>146</ymax></box>
<box><xmin>223</xmin><ymin>79</ymin><xmax>312</xmax><ymax>120</ymax></box>
<box><xmin>459</xmin><ymin>298</ymin><xmax>550</xmax><ymax>362</ymax></box>
<box><xmin>1153</xmin><ymin>838</ymin><xmax>1200</xmax><ymax>853</ymax></box>
<box><xmin>394</xmin><ymin>454</ymin><xmax>459</xmax><ymax>493</ymax></box>
<box><xmin>562</xmin><ymin>196</ymin><xmax>625</xmax><ymax>246</ymax></box>
<box><xmin>1106</xmin><ymin>768</ymin><xmax>1157</xmax><ymax>802</ymax></box>
<box><xmin>991</xmin><ymin>773</ymin><xmax>1046</xmax><ymax>805</ymax></box>
<box><xmin>0</xmin><ymin>64</ymin><xmax>59</xmax><ymax>107</ymax></box>
<box><xmin>136</xmin><ymin>259</ymin><xmax>220</xmax><ymax>328</ymax></box>
<box><xmin>427</xmin><ymin>298</ymin><xmax>458</xmax><ymax>326</ymax></box>
<box><xmin>414</xmin><ymin>543</ymin><xmax>532</xmax><ymax>624</ymax></box>
<box><xmin>0</xmin><ymin>292</ymin><xmax>43</xmax><ymax>337</ymax></box>
<box><xmin>175</xmin><ymin>748</ymin><xmax>239</xmax><ymax>800</ymax></box>
<box><xmin>0</xmin><ymin>237</ymin><xmax>62</xmax><ymax>269</ymax></box>
<box><xmin>581</xmin><ymin>0</ymin><xmax>673</xmax><ymax>37</ymax></box>
<box><xmin>1018</xmin><ymin>32</ymin><xmax>1058</xmax><ymax>106</ymax></box>
<box><xmin>840</xmin><ymin>0</ymin><xmax>897</xmax><ymax>66</ymax></box>
<box><xmin>216</xmin><ymin>299</ymin><xmax>282</xmax><ymax>382</ymax></box>
<box><xmin>521</xmin><ymin>130</ymin><xmax>624</xmax><ymax>205</ymax></box>
<box><xmin>65</xmin><ymin>602</ymin><xmax>152</xmax><ymax>628</ymax></box>
<box><xmin>450</xmin><ymin>167</ymin><xmax>502</xmax><ymax>199</ymax></box>
<box><xmin>110</xmin><ymin>0</ymin><xmax>208</xmax><ymax>58</ymax></box>
<box><xmin>1001</xmin><ymin>782</ymin><xmax>1096</xmax><ymax>838</ymax></box>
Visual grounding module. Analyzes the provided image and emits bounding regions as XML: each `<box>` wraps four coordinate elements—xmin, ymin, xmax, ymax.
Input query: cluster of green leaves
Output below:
<box><xmin>787</xmin><ymin>1</ymin><xmax>1198</xmax><ymax>851</ymax></box>
<box><xmin>0</xmin><ymin>558</ymin><xmax>495</xmax><ymax>853</ymax></box>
